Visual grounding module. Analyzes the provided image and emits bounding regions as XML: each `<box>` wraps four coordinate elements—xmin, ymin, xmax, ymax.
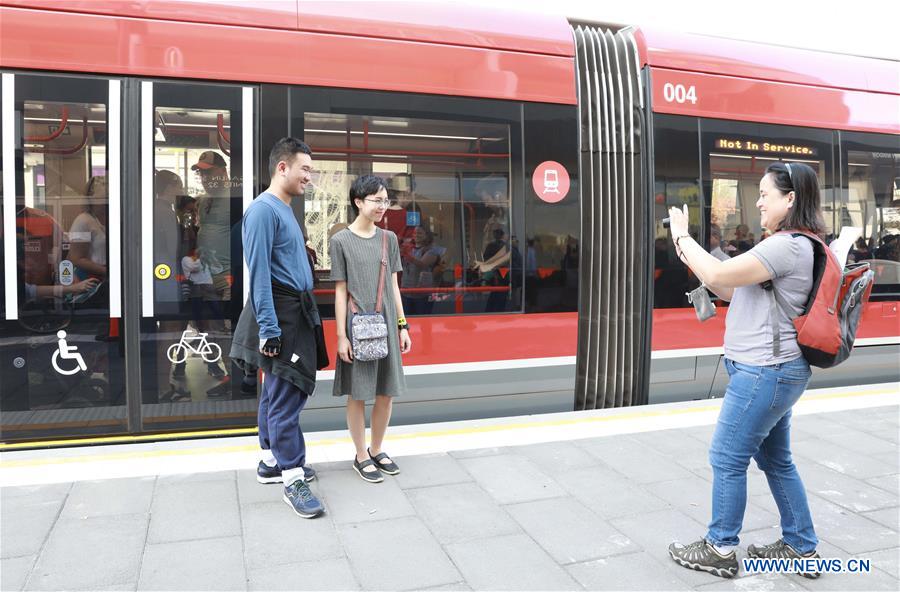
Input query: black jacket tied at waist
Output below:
<box><xmin>230</xmin><ymin>281</ymin><xmax>329</xmax><ymax>395</ymax></box>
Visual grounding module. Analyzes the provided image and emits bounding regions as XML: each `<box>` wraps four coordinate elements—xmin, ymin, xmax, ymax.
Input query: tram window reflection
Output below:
<box><xmin>144</xmin><ymin>91</ymin><xmax>247</xmax><ymax>412</ymax></box>
<box><xmin>843</xmin><ymin>148</ymin><xmax>900</xmax><ymax>299</ymax></box>
<box><xmin>303</xmin><ymin>112</ymin><xmax>516</xmax><ymax>316</ymax></box>
<box><xmin>0</xmin><ymin>80</ymin><xmax>126</xmax><ymax>437</ymax></box>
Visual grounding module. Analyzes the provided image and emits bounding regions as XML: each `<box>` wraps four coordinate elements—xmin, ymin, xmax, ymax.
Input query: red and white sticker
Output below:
<box><xmin>532</xmin><ymin>161</ymin><xmax>570</xmax><ymax>203</ymax></box>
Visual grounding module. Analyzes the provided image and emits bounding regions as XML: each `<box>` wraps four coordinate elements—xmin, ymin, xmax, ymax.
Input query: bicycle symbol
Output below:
<box><xmin>166</xmin><ymin>329</ymin><xmax>222</xmax><ymax>364</ymax></box>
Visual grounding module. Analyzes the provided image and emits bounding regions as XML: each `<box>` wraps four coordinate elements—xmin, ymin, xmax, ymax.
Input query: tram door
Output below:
<box><xmin>1</xmin><ymin>73</ymin><xmax>127</xmax><ymax>440</ymax></box>
<box><xmin>137</xmin><ymin>81</ymin><xmax>255</xmax><ymax>433</ymax></box>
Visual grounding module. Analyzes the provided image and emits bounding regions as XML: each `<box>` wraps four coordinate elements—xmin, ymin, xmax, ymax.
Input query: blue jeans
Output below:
<box><xmin>258</xmin><ymin>373</ymin><xmax>309</xmax><ymax>471</ymax></box>
<box><xmin>706</xmin><ymin>357</ymin><xmax>818</xmax><ymax>553</ymax></box>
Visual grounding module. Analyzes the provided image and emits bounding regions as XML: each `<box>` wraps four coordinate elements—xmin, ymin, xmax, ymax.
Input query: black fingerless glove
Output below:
<box><xmin>261</xmin><ymin>336</ymin><xmax>282</xmax><ymax>356</ymax></box>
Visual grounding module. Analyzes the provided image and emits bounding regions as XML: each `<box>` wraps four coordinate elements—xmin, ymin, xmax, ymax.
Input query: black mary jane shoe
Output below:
<box><xmin>368</xmin><ymin>448</ymin><xmax>401</xmax><ymax>475</ymax></box>
<box><xmin>353</xmin><ymin>457</ymin><xmax>384</xmax><ymax>483</ymax></box>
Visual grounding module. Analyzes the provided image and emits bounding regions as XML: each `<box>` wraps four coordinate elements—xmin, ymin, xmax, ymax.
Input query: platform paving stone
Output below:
<box><xmin>868</xmin><ymin>547</ymin><xmax>900</xmax><ymax>579</ymax></box>
<box><xmin>566</xmin><ymin>552</ymin><xmax>695</xmax><ymax>590</ymax></box>
<box><xmin>1</xmin><ymin>405</ymin><xmax>897</xmax><ymax>591</ymax></box>
<box><xmin>316</xmin><ymin>468</ymin><xmax>416</xmax><ymax>524</ymax></box>
<box><xmin>795</xmin><ymin>436</ymin><xmax>899</xmax><ymax>480</ymax></box>
<box><xmin>799</xmin><ymin>539</ymin><xmax>900</xmax><ymax>591</ymax></box>
<box><xmin>391</xmin><ymin>452</ymin><xmax>474</xmax><ymax>490</ymax></box>
<box><xmin>0</xmin><ymin>555</ymin><xmax>35</xmax><ymax>592</ymax></box>
<box><xmin>444</xmin><ymin>533</ymin><xmax>581</xmax><ymax>590</ymax></box>
<box><xmin>458</xmin><ymin>453</ymin><xmax>567</xmax><ymax>504</ymax></box>
<box><xmin>337</xmin><ymin>516</ymin><xmax>460</xmax><ymax>590</ymax></box>
<box><xmin>405</xmin><ymin>482</ymin><xmax>521</xmax><ymax>544</ymax></box>
<box><xmin>797</xmin><ymin>461</ymin><xmax>898</xmax><ymax>512</ymax></box>
<box><xmin>25</xmin><ymin>513</ymin><xmax>147</xmax><ymax>591</ymax></box>
<box><xmin>236</xmin><ymin>467</ymin><xmax>284</xmax><ymax>505</ymax></box>
<box><xmin>860</xmin><ymin>506</ymin><xmax>900</xmax><ymax>530</ymax></box>
<box><xmin>0</xmin><ymin>495</ymin><xmax>63</xmax><ymax>559</ymax></box>
<box><xmin>511</xmin><ymin>440</ymin><xmax>600</xmax><ymax>475</ymax></box>
<box><xmin>577</xmin><ymin>435</ymin><xmax>696</xmax><ymax>484</ymax></box>
<box><xmin>692</xmin><ymin>571</ymin><xmax>809</xmax><ymax>591</ymax></box>
<box><xmin>241</xmin><ymin>500</ymin><xmax>344</xmax><ymax>569</ymax></box>
<box><xmin>781</xmin><ymin>492</ymin><xmax>899</xmax><ymax>555</ymax></box>
<box><xmin>820</xmin><ymin>428</ymin><xmax>898</xmax><ymax>456</ymax></box>
<box><xmin>148</xmin><ymin>478</ymin><xmax>241</xmax><ymax>543</ymax></box>
<box><xmin>644</xmin><ymin>477</ymin><xmax>780</xmax><ymax>533</ymax></box>
<box><xmin>61</xmin><ymin>476</ymin><xmax>155</xmax><ymax>519</ymax></box>
<box><xmin>247</xmin><ymin>557</ymin><xmax>360</xmax><ymax>591</ymax></box>
<box><xmin>554</xmin><ymin>464</ymin><xmax>671</xmax><ymax>519</ymax></box>
<box><xmin>506</xmin><ymin>496</ymin><xmax>637</xmax><ymax>564</ymax></box>
<box><xmin>416</xmin><ymin>582</ymin><xmax>473</xmax><ymax>591</ymax></box>
<box><xmin>137</xmin><ymin>536</ymin><xmax>246</xmax><ymax>591</ymax></box>
<box><xmin>866</xmin><ymin>474</ymin><xmax>900</xmax><ymax>496</ymax></box>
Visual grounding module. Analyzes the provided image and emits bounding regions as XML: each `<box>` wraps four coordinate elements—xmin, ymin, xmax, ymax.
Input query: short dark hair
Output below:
<box><xmin>765</xmin><ymin>162</ymin><xmax>825</xmax><ymax>236</ymax></box>
<box><xmin>349</xmin><ymin>174</ymin><xmax>387</xmax><ymax>216</ymax></box>
<box><xmin>268</xmin><ymin>137</ymin><xmax>311</xmax><ymax>176</ymax></box>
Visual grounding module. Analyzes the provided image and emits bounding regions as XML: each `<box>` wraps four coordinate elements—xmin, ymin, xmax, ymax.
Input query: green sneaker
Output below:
<box><xmin>748</xmin><ymin>539</ymin><xmax>821</xmax><ymax>579</ymax></box>
<box><xmin>668</xmin><ymin>539</ymin><xmax>738</xmax><ymax>578</ymax></box>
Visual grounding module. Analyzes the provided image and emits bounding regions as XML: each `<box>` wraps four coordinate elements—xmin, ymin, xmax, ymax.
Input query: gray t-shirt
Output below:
<box><xmin>724</xmin><ymin>234</ymin><xmax>814</xmax><ymax>365</ymax></box>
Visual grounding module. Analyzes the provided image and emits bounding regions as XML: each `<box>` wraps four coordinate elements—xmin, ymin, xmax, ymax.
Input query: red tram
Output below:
<box><xmin>1</xmin><ymin>1</ymin><xmax>897</xmax><ymax>445</ymax></box>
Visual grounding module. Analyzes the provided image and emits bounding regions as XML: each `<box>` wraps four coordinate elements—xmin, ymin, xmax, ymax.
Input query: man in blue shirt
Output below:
<box><xmin>242</xmin><ymin>138</ymin><xmax>323</xmax><ymax>518</ymax></box>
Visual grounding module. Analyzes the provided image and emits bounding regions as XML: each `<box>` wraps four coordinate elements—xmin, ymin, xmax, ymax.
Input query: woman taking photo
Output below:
<box><xmin>666</xmin><ymin>162</ymin><xmax>823</xmax><ymax>579</ymax></box>
<box><xmin>331</xmin><ymin>175</ymin><xmax>411</xmax><ymax>483</ymax></box>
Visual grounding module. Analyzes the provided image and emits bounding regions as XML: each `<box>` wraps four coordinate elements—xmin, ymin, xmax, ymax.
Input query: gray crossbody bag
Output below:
<box><xmin>347</xmin><ymin>231</ymin><xmax>389</xmax><ymax>362</ymax></box>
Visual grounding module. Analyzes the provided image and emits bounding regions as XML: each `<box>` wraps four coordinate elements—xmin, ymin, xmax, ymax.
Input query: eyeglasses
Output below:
<box><xmin>364</xmin><ymin>199</ymin><xmax>391</xmax><ymax>207</ymax></box>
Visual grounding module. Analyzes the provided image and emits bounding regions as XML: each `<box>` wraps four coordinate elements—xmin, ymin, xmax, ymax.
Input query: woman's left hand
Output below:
<box><xmin>668</xmin><ymin>204</ymin><xmax>690</xmax><ymax>237</ymax></box>
<box><xmin>399</xmin><ymin>328</ymin><xmax>412</xmax><ymax>354</ymax></box>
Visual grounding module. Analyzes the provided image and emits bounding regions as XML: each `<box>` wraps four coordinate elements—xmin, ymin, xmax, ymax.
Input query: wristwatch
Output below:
<box><xmin>398</xmin><ymin>317</ymin><xmax>410</xmax><ymax>331</ymax></box>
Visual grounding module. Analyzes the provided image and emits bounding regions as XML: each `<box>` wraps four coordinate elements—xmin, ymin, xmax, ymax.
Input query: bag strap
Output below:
<box><xmin>764</xmin><ymin>281</ymin><xmax>795</xmax><ymax>358</ymax></box>
<box><xmin>347</xmin><ymin>230</ymin><xmax>389</xmax><ymax>315</ymax></box>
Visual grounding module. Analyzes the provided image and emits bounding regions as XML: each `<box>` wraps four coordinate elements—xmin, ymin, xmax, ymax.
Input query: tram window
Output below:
<box><xmin>653</xmin><ymin>116</ymin><xmax>835</xmax><ymax>310</ymax></box>
<box><xmin>1</xmin><ymin>73</ymin><xmax>126</xmax><ymax>441</ymax></box>
<box><xmin>302</xmin><ymin>112</ymin><xmax>515</xmax><ymax>316</ymax></box>
<box><xmin>841</xmin><ymin>140</ymin><xmax>900</xmax><ymax>300</ymax></box>
<box><xmin>141</xmin><ymin>81</ymin><xmax>248</xmax><ymax>424</ymax></box>
<box><xmin>709</xmin><ymin>154</ymin><xmax>828</xmax><ymax>257</ymax></box>
<box><xmin>652</xmin><ymin>114</ymin><xmax>702</xmax><ymax>309</ymax></box>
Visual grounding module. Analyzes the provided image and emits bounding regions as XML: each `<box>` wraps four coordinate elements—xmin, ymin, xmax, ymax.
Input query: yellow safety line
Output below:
<box><xmin>0</xmin><ymin>427</ymin><xmax>259</xmax><ymax>451</ymax></box>
<box><xmin>1</xmin><ymin>387</ymin><xmax>896</xmax><ymax>469</ymax></box>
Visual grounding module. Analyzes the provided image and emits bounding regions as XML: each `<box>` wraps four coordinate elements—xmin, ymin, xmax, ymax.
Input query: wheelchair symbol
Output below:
<box><xmin>51</xmin><ymin>330</ymin><xmax>87</xmax><ymax>375</ymax></box>
<box><xmin>167</xmin><ymin>329</ymin><xmax>222</xmax><ymax>364</ymax></box>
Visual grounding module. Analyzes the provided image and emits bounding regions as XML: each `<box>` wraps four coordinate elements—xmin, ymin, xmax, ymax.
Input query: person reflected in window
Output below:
<box><xmin>68</xmin><ymin>175</ymin><xmax>108</xmax><ymax>287</ymax></box>
<box><xmin>11</xmin><ymin>206</ymin><xmax>98</xmax><ymax>307</ymax></box>
<box><xmin>710</xmin><ymin>224</ymin><xmax>730</xmax><ymax>261</ymax></box>
<box><xmin>192</xmin><ymin>150</ymin><xmax>232</xmax><ymax>396</ymax></box>
<box><xmin>181</xmin><ymin>246</ymin><xmax>227</xmax><ymax>395</ymax></box>
<box><xmin>730</xmin><ymin>223</ymin><xmax>753</xmax><ymax>255</ymax></box>
<box><xmin>155</xmin><ymin>170</ymin><xmax>192</xmax><ymax>402</ymax></box>
<box><xmin>378</xmin><ymin>173</ymin><xmax>420</xmax><ymax>247</ymax></box>
<box><xmin>473</xmin><ymin>175</ymin><xmax>509</xmax><ymax>262</ymax></box>
<box><xmin>402</xmin><ymin>227</ymin><xmax>444</xmax><ymax>316</ymax></box>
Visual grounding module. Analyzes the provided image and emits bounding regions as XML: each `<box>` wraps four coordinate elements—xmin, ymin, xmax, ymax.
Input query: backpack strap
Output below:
<box><xmin>762</xmin><ymin>231</ymin><xmax>818</xmax><ymax>358</ymax></box>
<box><xmin>764</xmin><ymin>280</ymin><xmax>796</xmax><ymax>358</ymax></box>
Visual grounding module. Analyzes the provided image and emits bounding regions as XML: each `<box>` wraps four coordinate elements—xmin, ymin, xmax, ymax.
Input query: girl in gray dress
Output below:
<box><xmin>330</xmin><ymin>175</ymin><xmax>412</xmax><ymax>483</ymax></box>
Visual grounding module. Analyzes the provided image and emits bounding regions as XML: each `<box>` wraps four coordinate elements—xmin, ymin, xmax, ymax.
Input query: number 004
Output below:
<box><xmin>663</xmin><ymin>83</ymin><xmax>697</xmax><ymax>104</ymax></box>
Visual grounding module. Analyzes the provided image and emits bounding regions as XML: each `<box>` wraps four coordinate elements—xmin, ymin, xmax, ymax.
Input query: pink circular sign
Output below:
<box><xmin>532</xmin><ymin>161</ymin><xmax>570</xmax><ymax>203</ymax></box>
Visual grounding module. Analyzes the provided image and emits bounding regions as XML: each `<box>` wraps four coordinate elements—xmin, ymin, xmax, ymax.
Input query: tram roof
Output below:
<box><xmin>633</xmin><ymin>26</ymin><xmax>899</xmax><ymax>96</ymax></box>
<box><xmin>2</xmin><ymin>0</ymin><xmax>576</xmax><ymax>57</ymax></box>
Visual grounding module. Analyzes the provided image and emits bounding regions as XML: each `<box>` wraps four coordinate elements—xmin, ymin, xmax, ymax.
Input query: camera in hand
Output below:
<box><xmin>662</xmin><ymin>217</ymin><xmax>671</xmax><ymax>229</ymax></box>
